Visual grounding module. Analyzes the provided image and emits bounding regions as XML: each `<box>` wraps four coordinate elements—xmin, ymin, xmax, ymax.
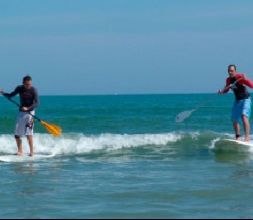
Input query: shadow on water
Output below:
<box><xmin>6</xmin><ymin>160</ymin><xmax>66</xmax><ymax>214</ymax></box>
<box><xmin>213</xmin><ymin>150</ymin><xmax>253</xmax><ymax>164</ymax></box>
<box><xmin>12</xmin><ymin>162</ymin><xmax>37</xmax><ymax>175</ymax></box>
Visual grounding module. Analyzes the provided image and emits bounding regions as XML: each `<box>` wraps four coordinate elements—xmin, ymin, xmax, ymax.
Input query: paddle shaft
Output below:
<box><xmin>5</xmin><ymin>96</ymin><xmax>41</xmax><ymax>122</ymax></box>
<box><xmin>222</xmin><ymin>77</ymin><xmax>243</xmax><ymax>92</ymax></box>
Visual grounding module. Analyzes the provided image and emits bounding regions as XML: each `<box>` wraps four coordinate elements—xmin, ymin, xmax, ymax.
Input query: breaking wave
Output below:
<box><xmin>0</xmin><ymin>132</ymin><xmax>251</xmax><ymax>158</ymax></box>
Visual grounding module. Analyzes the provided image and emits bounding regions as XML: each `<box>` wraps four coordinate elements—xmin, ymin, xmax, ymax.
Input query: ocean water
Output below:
<box><xmin>0</xmin><ymin>94</ymin><xmax>253</xmax><ymax>219</ymax></box>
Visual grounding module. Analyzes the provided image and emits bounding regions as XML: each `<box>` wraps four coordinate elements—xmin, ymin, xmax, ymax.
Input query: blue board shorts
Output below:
<box><xmin>232</xmin><ymin>98</ymin><xmax>251</xmax><ymax>123</ymax></box>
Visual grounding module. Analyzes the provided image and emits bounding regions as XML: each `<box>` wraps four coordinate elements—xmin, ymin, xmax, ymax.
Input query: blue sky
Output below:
<box><xmin>0</xmin><ymin>0</ymin><xmax>253</xmax><ymax>95</ymax></box>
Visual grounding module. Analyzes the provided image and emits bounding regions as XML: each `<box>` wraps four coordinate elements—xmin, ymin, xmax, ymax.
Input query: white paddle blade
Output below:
<box><xmin>175</xmin><ymin>109</ymin><xmax>196</xmax><ymax>123</ymax></box>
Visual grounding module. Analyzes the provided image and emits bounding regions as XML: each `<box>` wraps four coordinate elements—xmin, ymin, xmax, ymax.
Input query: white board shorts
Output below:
<box><xmin>15</xmin><ymin>111</ymin><xmax>35</xmax><ymax>137</ymax></box>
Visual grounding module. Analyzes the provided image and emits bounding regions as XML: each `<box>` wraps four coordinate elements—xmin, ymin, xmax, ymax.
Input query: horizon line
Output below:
<box><xmin>8</xmin><ymin>92</ymin><xmax>229</xmax><ymax>96</ymax></box>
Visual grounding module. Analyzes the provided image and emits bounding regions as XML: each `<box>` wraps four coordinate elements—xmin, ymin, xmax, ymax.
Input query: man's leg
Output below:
<box><xmin>27</xmin><ymin>135</ymin><xmax>34</xmax><ymax>157</ymax></box>
<box><xmin>15</xmin><ymin>135</ymin><xmax>23</xmax><ymax>156</ymax></box>
<box><xmin>242</xmin><ymin>115</ymin><xmax>250</xmax><ymax>142</ymax></box>
<box><xmin>233</xmin><ymin>122</ymin><xmax>241</xmax><ymax>140</ymax></box>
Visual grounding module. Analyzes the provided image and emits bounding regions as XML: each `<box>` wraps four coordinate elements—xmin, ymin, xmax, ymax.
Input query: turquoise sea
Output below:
<box><xmin>0</xmin><ymin>94</ymin><xmax>253</xmax><ymax>219</ymax></box>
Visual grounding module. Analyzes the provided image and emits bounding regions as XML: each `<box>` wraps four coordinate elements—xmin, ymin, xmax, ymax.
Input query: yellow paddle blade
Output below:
<box><xmin>40</xmin><ymin>120</ymin><xmax>62</xmax><ymax>137</ymax></box>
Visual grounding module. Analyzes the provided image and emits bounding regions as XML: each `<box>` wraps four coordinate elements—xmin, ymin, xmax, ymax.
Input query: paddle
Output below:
<box><xmin>175</xmin><ymin>78</ymin><xmax>243</xmax><ymax>123</ymax></box>
<box><xmin>175</xmin><ymin>101</ymin><xmax>207</xmax><ymax>123</ymax></box>
<box><xmin>3</xmin><ymin>96</ymin><xmax>62</xmax><ymax>137</ymax></box>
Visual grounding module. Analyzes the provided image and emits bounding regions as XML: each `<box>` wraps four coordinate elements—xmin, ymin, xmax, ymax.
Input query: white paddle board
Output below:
<box><xmin>0</xmin><ymin>154</ymin><xmax>55</xmax><ymax>162</ymax></box>
<box><xmin>214</xmin><ymin>138</ymin><xmax>253</xmax><ymax>152</ymax></box>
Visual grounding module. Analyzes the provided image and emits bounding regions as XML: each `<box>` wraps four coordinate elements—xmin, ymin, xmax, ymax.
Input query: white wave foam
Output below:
<box><xmin>0</xmin><ymin>133</ymin><xmax>182</xmax><ymax>156</ymax></box>
<box><xmin>209</xmin><ymin>138</ymin><xmax>221</xmax><ymax>150</ymax></box>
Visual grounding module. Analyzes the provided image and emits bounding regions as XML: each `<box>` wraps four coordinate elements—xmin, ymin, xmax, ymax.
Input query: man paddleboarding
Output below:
<box><xmin>218</xmin><ymin>65</ymin><xmax>253</xmax><ymax>142</ymax></box>
<box><xmin>0</xmin><ymin>76</ymin><xmax>39</xmax><ymax>156</ymax></box>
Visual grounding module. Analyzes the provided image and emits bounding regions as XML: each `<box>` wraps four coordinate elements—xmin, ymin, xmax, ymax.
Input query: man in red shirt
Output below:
<box><xmin>219</xmin><ymin>65</ymin><xmax>253</xmax><ymax>142</ymax></box>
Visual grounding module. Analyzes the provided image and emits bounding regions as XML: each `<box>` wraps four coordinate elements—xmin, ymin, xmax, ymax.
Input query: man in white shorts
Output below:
<box><xmin>0</xmin><ymin>76</ymin><xmax>39</xmax><ymax>156</ymax></box>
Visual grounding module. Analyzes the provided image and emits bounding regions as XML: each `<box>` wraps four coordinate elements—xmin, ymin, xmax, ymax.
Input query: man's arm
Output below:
<box><xmin>241</xmin><ymin>75</ymin><xmax>253</xmax><ymax>89</ymax></box>
<box><xmin>219</xmin><ymin>78</ymin><xmax>231</xmax><ymax>94</ymax></box>
<box><xmin>0</xmin><ymin>86</ymin><xmax>20</xmax><ymax>98</ymax></box>
<box><xmin>27</xmin><ymin>88</ymin><xmax>40</xmax><ymax>111</ymax></box>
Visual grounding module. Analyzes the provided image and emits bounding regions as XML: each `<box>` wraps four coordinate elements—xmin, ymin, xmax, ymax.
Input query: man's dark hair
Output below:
<box><xmin>228</xmin><ymin>64</ymin><xmax>237</xmax><ymax>71</ymax></box>
<box><xmin>23</xmin><ymin>75</ymin><xmax>32</xmax><ymax>83</ymax></box>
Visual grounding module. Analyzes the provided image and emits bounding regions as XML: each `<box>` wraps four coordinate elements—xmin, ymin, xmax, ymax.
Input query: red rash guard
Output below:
<box><xmin>223</xmin><ymin>73</ymin><xmax>253</xmax><ymax>100</ymax></box>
